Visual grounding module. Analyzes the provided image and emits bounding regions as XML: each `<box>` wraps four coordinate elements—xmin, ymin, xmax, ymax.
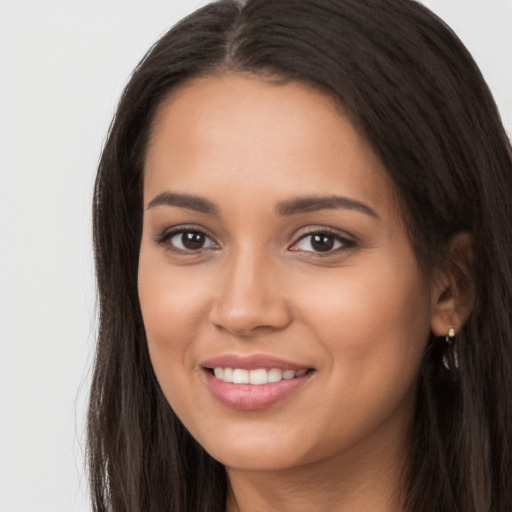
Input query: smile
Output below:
<box><xmin>212</xmin><ymin>367</ymin><xmax>308</xmax><ymax>385</ymax></box>
<box><xmin>201</xmin><ymin>355</ymin><xmax>314</xmax><ymax>410</ymax></box>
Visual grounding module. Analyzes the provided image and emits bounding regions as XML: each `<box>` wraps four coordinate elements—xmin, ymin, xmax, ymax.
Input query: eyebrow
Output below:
<box><xmin>146</xmin><ymin>191</ymin><xmax>379</xmax><ymax>219</ymax></box>
<box><xmin>147</xmin><ymin>192</ymin><xmax>219</xmax><ymax>215</ymax></box>
<box><xmin>277</xmin><ymin>195</ymin><xmax>379</xmax><ymax>218</ymax></box>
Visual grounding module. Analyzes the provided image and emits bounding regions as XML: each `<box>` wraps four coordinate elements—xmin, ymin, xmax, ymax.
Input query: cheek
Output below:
<box><xmin>137</xmin><ymin>247</ymin><xmax>212</xmax><ymax>379</ymax></box>
<box><xmin>305</xmin><ymin>246</ymin><xmax>429</xmax><ymax>337</ymax></box>
<box><xmin>137</xmin><ymin>256</ymin><xmax>216</xmax><ymax>435</ymax></box>
<box><xmin>294</xmin><ymin>252</ymin><xmax>431</xmax><ymax>393</ymax></box>
<box><xmin>287</xmin><ymin>261</ymin><xmax>431</xmax><ymax>453</ymax></box>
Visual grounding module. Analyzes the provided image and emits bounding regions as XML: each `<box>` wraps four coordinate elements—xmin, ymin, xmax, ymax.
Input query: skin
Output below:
<box><xmin>138</xmin><ymin>74</ymin><xmax>452</xmax><ymax>512</ymax></box>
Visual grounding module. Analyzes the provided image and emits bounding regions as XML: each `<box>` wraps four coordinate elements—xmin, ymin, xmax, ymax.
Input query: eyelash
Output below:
<box><xmin>154</xmin><ymin>226</ymin><xmax>356</xmax><ymax>256</ymax></box>
<box><xmin>289</xmin><ymin>228</ymin><xmax>356</xmax><ymax>256</ymax></box>
<box><xmin>154</xmin><ymin>226</ymin><xmax>218</xmax><ymax>254</ymax></box>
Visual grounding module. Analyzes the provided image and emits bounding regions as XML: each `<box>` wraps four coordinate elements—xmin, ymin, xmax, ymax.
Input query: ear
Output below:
<box><xmin>430</xmin><ymin>231</ymin><xmax>475</xmax><ymax>337</ymax></box>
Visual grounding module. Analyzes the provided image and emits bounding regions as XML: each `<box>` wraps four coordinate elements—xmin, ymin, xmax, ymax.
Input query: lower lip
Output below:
<box><xmin>203</xmin><ymin>370</ymin><xmax>311</xmax><ymax>410</ymax></box>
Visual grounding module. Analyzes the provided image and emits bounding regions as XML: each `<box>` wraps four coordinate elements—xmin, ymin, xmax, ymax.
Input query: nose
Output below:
<box><xmin>208</xmin><ymin>252</ymin><xmax>292</xmax><ymax>337</ymax></box>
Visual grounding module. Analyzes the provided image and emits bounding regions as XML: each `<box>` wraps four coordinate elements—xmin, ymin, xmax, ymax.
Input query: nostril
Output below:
<box><xmin>208</xmin><ymin>304</ymin><xmax>293</xmax><ymax>337</ymax></box>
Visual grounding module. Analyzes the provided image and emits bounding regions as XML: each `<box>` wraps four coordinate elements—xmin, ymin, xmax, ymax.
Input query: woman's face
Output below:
<box><xmin>138</xmin><ymin>74</ymin><xmax>435</xmax><ymax>472</ymax></box>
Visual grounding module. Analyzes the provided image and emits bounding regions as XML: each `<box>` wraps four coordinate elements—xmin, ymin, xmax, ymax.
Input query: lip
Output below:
<box><xmin>200</xmin><ymin>354</ymin><xmax>313</xmax><ymax>410</ymax></box>
<box><xmin>201</xmin><ymin>354</ymin><xmax>310</xmax><ymax>371</ymax></box>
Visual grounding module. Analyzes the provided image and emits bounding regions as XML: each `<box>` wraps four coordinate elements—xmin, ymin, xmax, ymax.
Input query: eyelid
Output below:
<box><xmin>288</xmin><ymin>226</ymin><xmax>357</xmax><ymax>254</ymax></box>
<box><xmin>153</xmin><ymin>224</ymin><xmax>220</xmax><ymax>253</ymax></box>
<box><xmin>152</xmin><ymin>224</ymin><xmax>355</xmax><ymax>256</ymax></box>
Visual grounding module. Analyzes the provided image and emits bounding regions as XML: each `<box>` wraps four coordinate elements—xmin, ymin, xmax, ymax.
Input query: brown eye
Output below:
<box><xmin>311</xmin><ymin>234</ymin><xmax>335</xmax><ymax>252</ymax></box>
<box><xmin>180</xmin><ymin>231</ymin><xmax>206</xmax><ymax>250</ymax></box>
<box><xmin>290</xmin><ymin>230</ymin><xmax>354</xmax><ymax>254</ymax></box>
<box><xmin>164</xmin><ymin>229</ymin><xmax>217</xmax><ymax>252</ymax></box>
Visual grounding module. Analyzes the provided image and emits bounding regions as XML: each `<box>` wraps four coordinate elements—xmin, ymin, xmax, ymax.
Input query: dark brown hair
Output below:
<box><xmin>88</xmin><ymin>1</ymin><xmax>512</xmax><ymax>510</ymax></box>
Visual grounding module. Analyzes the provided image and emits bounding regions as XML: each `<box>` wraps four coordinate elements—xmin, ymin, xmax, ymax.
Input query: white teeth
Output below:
<box><xmin>223</xmin><ymin>367</ymin><xmax>234</xmax><ymax>382</ymax></box>
<box><xmin>232</xmin><ymin>369</ymin><xmax>249</xmax><ymax>384</ymax></box>
<box><xmin>267</xmin><ymin>368</ymin><xmax>283</xmax><ymax>382</ymax></box>
<box><xmin>212</xmin><ymin>367</ymin><xmax>307</xmax><ymax>384</ymax></box>
<box><xmin>249</xmin><ymin>369</ymin><xmax>268</xmax><ymax>385</ymax></box>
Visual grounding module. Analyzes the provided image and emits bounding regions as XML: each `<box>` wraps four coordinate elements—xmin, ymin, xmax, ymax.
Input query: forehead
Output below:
<box><xmin>143</xmin><ymin>73</ymin><xmax>397</xmax><ymax>218</ymax></box>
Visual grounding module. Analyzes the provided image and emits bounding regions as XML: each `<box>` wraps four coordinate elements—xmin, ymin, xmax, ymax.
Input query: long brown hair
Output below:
<box><xmin>88</xmin><ymin>1</ymin><xmax>512</xmax><ymax>510</ymax></box>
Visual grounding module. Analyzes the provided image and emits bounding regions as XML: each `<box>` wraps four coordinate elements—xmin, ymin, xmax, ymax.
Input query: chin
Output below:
<box><xmin>194</xmin><ymin>427</ymin><xmax>320</xmax><ymax>472</ymax></box>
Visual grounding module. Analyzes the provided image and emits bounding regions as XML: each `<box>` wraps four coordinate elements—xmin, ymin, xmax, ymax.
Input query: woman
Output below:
<box><xmin>88</xmin><ymin>0</ymin><xmax>512</xmax><ymax>510</ymax></box>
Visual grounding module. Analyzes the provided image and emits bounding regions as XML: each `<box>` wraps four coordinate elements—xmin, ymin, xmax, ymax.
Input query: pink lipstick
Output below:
<box><xmin>201</xmin><ymin>354</ymin><xmax>313</xmax><ymax>410</ymax></box>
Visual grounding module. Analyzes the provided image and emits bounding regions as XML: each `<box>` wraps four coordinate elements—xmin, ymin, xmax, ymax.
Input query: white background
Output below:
<box><xmin>0</xmin><ymin>1</ymin><xmax>511</xmax><ymax>511</ymax></box>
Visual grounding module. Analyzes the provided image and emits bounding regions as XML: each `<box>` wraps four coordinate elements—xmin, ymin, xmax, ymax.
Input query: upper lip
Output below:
<box><xmin>201</xmin><ymin>354</ymin><xmax>311</xmax><ymax>371</ymax></box>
